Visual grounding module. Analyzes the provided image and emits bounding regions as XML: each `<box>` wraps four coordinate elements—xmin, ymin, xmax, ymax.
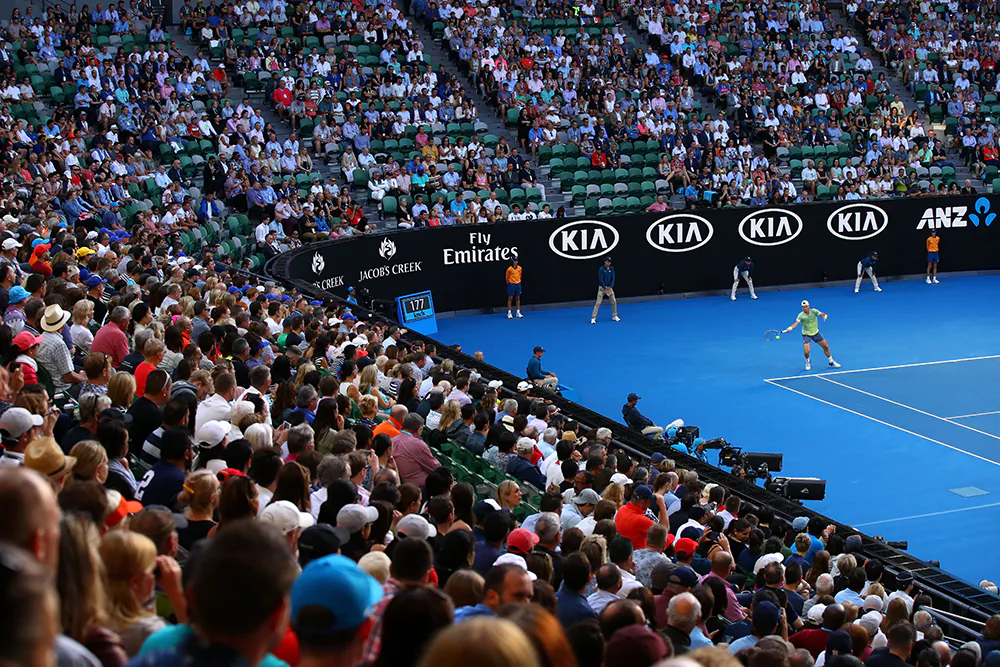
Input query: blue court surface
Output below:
<box><xmin>437</xmin><ymin>275</ymin><xmax>1000</xmax><ymax>586</ymax></box>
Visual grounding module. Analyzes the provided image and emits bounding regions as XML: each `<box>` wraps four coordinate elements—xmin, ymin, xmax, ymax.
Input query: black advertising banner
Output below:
<box><xmin>269</xmin><ymin>195</ymin><xmax>1000</xmax><ymax>313</ymax></box>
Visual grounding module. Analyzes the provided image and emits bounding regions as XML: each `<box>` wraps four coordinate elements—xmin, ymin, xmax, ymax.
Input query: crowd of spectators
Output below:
<box><xmin>1</xmin><ymin>6</ymin><xmax>1000</xmax><ymax>667</ymax></box>
<box><xmin>847</xmin><ymin>0</ymin><xmax>1000</xmax><ymax>188</ymax></box>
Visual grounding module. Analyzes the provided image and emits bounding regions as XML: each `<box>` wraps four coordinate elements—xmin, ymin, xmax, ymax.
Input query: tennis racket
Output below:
<box><xmin>764</xmin><ymin>329</ymin><xmax>783</xmax><ymax>342</ymax></box>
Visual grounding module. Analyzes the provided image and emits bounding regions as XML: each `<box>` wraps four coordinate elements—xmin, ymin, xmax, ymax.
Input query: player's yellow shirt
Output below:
<box><xmin>506</xmin><ymin>266</ymin><xmax>523</xmax><ymax>284</ymax></box>
<box><xmin>926</xmin><ymin>236</ymin><xmax>940</xmax><ymax>252</ymax></box>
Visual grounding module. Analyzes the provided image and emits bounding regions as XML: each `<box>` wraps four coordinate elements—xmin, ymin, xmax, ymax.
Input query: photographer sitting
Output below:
<box><xmin>621</xmin><ymin>393</ymin><xmax>663</xmax><ymax>439</ymax></box>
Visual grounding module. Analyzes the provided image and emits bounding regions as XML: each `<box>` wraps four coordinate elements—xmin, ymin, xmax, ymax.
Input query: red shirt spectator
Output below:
<box><xmin>134</xmin><ymin>361</ymin><xmax>157</xmax><ymax>397</ymax></box>
<box><xmin>91</xmin><ymin>319</ymin><xmax>130</xmax><ymax>369</ymax></box>
<box><xmin>391</xmin><ymin>421</ymin><xmax>440</xmax><ymax>487</ymax></box>
<box><xmin>615</xmin><ymin>499</ymin><xmax>655</xmax><ymax>550</ymax></box>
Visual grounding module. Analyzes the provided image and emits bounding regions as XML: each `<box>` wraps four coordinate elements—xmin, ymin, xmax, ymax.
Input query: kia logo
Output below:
<box><xmin>827</xmin><ymin>204</ymin><xmax>889</xmax><ymax>241</ymax></box>
<box><xmin>739</xmin><ymin>208</ymin><xmax>803</xmax><ymax>246</ymax></box>
<box><xmin>646</xmin><ymin>214</ymin><xmax>714</xmax><ymax>253</ymax></box>
<box><xmin>548</xmin><ymin>219</ymin><xmax>620</xmax><ymax>260</ymax></box>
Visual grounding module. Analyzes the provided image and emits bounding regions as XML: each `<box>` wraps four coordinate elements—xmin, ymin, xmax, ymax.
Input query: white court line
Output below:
<box><xmin>764</xmin><ymin>354</ymin><xmax>1000</xmax><ymax>383</ymax></box>
<box><xmin>816</xmin><ymin>376</ymin><xmax>1000</xmax><ymax>443</ymax></box>
<box><xmin>763</xmin><ymin>379</ymin><xmax>1000</xmax><ymax>467</ymax></box>
<box><xmin>949</xmin><ymin>410</ymin><xmax>1000</xmax><ymax>420</ymax></box>
<box><xmin>852</xmin><ymin>502</ymin><xmax>1000</xmax><ymax>528</ymax></box>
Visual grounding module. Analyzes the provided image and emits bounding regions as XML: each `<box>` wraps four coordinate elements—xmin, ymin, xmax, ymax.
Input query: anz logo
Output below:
<box><xmin>970</xmin><ymin>197</ymin><xmax>996</xmax><ymax>227</ymax></box>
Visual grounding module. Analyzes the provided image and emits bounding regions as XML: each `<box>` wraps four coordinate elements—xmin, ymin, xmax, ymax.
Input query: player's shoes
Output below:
<box><xmin>874</xmin><ymin>287</ymin><xmax>882</xmax><ymax>292</ymax></box>
<box><xmin>805</xmin><ymin>360</ymin><xmax>812</xmax><ymax>371</ymax></box>
<box><xmin>829</xmin><ymin>360</ymin><xmax>841</xmax><ymax>368</ymax></box>
<box><xmin>516</xmin><ymin>311</ymin><xmax>523</xmax><ymax>318</ymax></box>
<box><xmin>507</xmin><ymin>311</ymin><xmax>513</xmax><ymax>319</ymax></box>
<box><xmin>591</xmin><ymin>318</ymin><xmax>596</xmax><ymax>325</ymax></box>
<box><xmin>854</xmin><ymin>288</ymin><xmax>859</xmax><ymax>294</ymax></box>
<box><xmin>926</xmin><ymin>276</ymin><xmax>932</xmax><ymax>284</ymax></box>
<box><xmin>612</xmin><ymin>316</ymin><xmax>621</xmax><ymax>322</ymax></box>
<box><xmin>933</xmin><ymin>277</ymin><xmax>940</xmax><ymax>284</ymax></box>
<box><xmin>751</xmin><ymin>295</ymin><xmax>758</xmax><ymax>300</ymax></box>
<box><xmin>731</xmin><ymin>295</ymin><xmax>737</xmax><ymax>301</ymax></box>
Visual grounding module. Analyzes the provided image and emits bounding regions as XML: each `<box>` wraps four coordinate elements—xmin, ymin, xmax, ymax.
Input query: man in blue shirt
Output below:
<box><xmin>506</xmin><ymin>437</ymin><xmax>546</xmax><ymax>489</ymax></box>
<box><xmin>454</xmin><ymin>562</ymin><xmax>534</xmax><ymax>622</ymax></box>
<box><xmin>855</xmin><ymin>251</ymin><xmax>881</xmax><ymax>293</ymax></box>
<box><xmin>557</xmin><ymin>552</ymin><xmax>598</xmax><ymax>628</ymax></box>
<box><xmin>526</xmin><ymin>346</ymin><xmax>558</xmax><ymax>388</ymax></box>
<box><xmin>591</xmin><ymin>256</ymin><xmax>620</xmax><ymax>324</ymax></box>
<box><xmin>731</xmin><ymin>255</ymin><xmax>757</xmax><ymax>301</ymax></box>
<box><xmin>134</xmin><ymin>427</ymin><xmax>192</xmax><ymax>510</ymax></box>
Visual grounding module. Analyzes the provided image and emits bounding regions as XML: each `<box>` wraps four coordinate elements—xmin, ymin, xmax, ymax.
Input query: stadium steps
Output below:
<box><xmin>412</xmin><ymin>19</ymin><xmax>574</xmax><ymax>217</ymax></box>
<box><xmin>166</xmin><ymin>27</ymin><xmax>392</xmax><ymax>231</ymax></box>
<box><xmin>829</xmin><ymin>10</ymin><xmax>984</xmax><ymax>192</ymax></box>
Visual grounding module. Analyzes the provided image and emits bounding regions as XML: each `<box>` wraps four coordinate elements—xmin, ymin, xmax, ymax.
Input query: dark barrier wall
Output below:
<box><xmin>270</xmin><ymin>195</ymin><xmax>1000</xmax><ymax>312</ymax></box>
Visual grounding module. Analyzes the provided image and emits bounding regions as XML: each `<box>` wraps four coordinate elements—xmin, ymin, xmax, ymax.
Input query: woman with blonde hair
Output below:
<box><xmin>57</xmin><ymin>516</ymin><xmax>128</xmax><ymax>665</ymax></box>
<box><xmin>107</xmin><ymin>373</ymin><xmax>137</xmax><ymax>411</ymax></box>
<box><xmin>418</xmin><ymin>617</ymin><xmax>540</xmax><ymax>667</ymax></box>
<box><xmin>357</xmin><ymin>394</ymin><xmax>379</xmax><ymax>428</ymax></box>
<box><xmin>496</xmin><ymin>479</ymin><xmax>522</xmax><ymax>511</ymax></box>
<box><xmin>176</xmin><ymin>469</ymin><xmax>220</xmax><ymax>550</ymax></box>
<box><xmin>68</xmin><ymin>440</ymin><xmax>109</xmax><ymax>486</ymax></box>
<box><xmin>359</xmin><ymin>363</ymin><xmax>393</xmax><ymax>409</ymax></box>
<box><xmin>601</xmin><ymin>482</ymin><xmax>625</xmax><ymax>508</ymax></box>
<box><xmin>295</xmin><ymin>363</ymin><xmax>316</xmax><ymax>389</ymax></box>
<box><xmin>71</xmin><ymin>299</ymin><xmax>96</xmax><ymax>353</ymax></box>
<box><xmin>99</xmin><ymin>531</ymin><xmax>185</xmax><ymax>656</ymax></box>
<box><xmin>428</xmin><ymin>399</ymin><xmax>462</xmax><ymax>448</ymax></box>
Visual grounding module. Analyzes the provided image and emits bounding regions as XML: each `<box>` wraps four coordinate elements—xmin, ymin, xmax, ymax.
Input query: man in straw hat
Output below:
<box><xmin>37</xmin><ymin>304</ymin><xmax>85</xmax><ymax>394</ymax></box>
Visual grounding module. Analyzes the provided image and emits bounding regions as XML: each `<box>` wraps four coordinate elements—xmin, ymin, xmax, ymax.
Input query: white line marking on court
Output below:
<box><xmin>852</xmin><ymin>502</ymin><xmax>1000</xmax><ymax>527</ymax></box>
<box><xmin>764</xmin><ymin>354</ymin><xmax>1000</xmax><ymax>383</ymax></box>
<box><xmin>948</xmin><ymin>410</ymin><xmax>1000</xmax><ymax>420</ymax></box>
<box><xmin>763</xmin><ymin>379</ymin><xmax>1000</xmax><ymax>467</ymax></box>
<box><xmin>816</xmin><ymin>376</ymin><xmax>1000</xmax><ymax>443</ymax></box>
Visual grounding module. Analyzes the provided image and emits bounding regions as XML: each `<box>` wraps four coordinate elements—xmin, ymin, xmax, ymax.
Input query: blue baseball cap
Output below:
<box><xmin>281</xmin><ymin>295</ymin><xmax>293</xmax><ymax>302</ymax></box>
<box><xmin>79</xmin><ymin>269</ymin><xmax>90</xmax><ymax>281</ymax></box>
<box><xmin>633</xmin><ymin>484</ymin><xmax>653</xmax><ymax>501</ymax></box>
<box><xmin>85</xmin><ymin>275</ymin><xmax>105</xmax><ymax>288</ymax></box>
<box><xmin>8</xmin><ymin>285</ymin><xmax>29</xmax><ymax>305</ymax></box>
<box><xmin>309</xmin><ymin>300</ymin><xmax>323</xmax><ymax>306</ymax></box>
<box><xmin>227</xmin><ymin>286</ymin><xmax>240</xmax><ymax>294</ymax></box>
<box><xmin>291</xmin><ymin>554</ymin><xmax>382</xmax><ymax>636</ymax></box>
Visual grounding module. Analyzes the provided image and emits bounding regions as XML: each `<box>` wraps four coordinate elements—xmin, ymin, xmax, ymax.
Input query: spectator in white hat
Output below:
<box><xmin>0</xmin><ymin>407</ymin><xmax>45</xmax><ymax>466</ymax></box>
<box><xmin>261</xmin><ymin>499</ymin><xmax>315</xmax><ymax>557</ymax></box>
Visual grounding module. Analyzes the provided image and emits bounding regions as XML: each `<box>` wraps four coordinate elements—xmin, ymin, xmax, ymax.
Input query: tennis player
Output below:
<box><xmin>782</xmin><ymin>300</ymin><xmax>841</xmax><ymax>371</ymax></box>
<box><xmin>926</xmin><ymin>229</ymin><xmax>940</xmax><ymax>284</ymax></box>
<box><xmin>855</xmin><ymin>251</ymin><xmax>882</xmax><ymax>293</ymax></box>
<box><xmin>505</xmin><ymin>256</ymin><xmax>523</xmax><ymax>319</ymax></box>
<box><xmin>731</xmin><ymin>255</ymin><xmax>757</xmax><ymax>301</ymax></box>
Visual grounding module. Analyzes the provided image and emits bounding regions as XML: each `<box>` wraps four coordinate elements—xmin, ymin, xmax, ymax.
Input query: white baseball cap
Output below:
<box><xmin>0</xmin><ymin>407</ymin><xmax>43</xmax><ymax>438</ymax></box>
<box><xmin>493</xmin><ymin>553</ymin><xmax>537</xmax><ymax>580</ymax></box>
<box><xmin>194</xmin><ymin>420</ymin><xmax>231</xmax><ymax>447</ymax></box>
<box><xmin>396</xmin><ymin>514</ymin><xmax>437</xmax><ymax>540</ymax></box>
<box><xmin>2</xmin><ymin>238</ymin><xmax>21</xmax><ymax>250</ymax></box>
<box><xmin>261</xmin><ymin>500</ymin><xmax>315</xmax><ymax>534</ymax></box>
<box><xmin>801</xmin><ymin>300</ymin><xmax>810</xmax><ymax>307</ymax></box>
<box><xmin>337</xmin><ymin>503</ymin><xmax>379</xmax><ymax>534</ymax></box>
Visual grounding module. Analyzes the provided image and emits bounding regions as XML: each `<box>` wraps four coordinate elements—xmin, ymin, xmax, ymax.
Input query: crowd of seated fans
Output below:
<box><xmin>847</xmin><ymin>0</ymin><xmax>1000</xmax><ymax>189</ymax></box>
<box><xmin>2</xmin><ymin>6</ymin><xmax>1000</xmax><ymax>667</ymax></box>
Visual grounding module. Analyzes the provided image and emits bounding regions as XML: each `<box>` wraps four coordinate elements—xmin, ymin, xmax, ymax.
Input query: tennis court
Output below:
<box><xmin>437</xmin><ymin>274</ymin><xmax>1000</xmax><ymax>585</ymax></box>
